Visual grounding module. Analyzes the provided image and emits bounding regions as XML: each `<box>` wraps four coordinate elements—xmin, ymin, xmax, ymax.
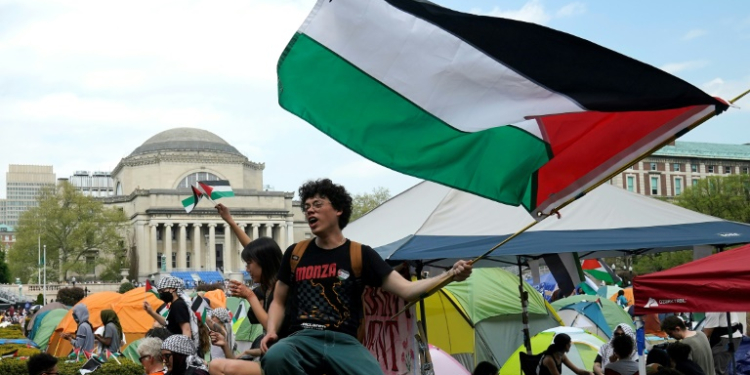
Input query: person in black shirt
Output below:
<box><xmin>144</xmin><ymin>277</ymin><xmax>197</xmax><ymax>351</ymax></box>
<box><xmin>540</xmin><ymin>333</ymin><xmax>593</xmax><ymax>375</ymax></box>
<box><xmin>260</xmin><ymin>178</ymin><xmax>473</xmax><ymax>375</ymax></box>
<box><xmin>668</xmin><ymin>342</ymin><xmax>707</xmax><ymax>375</ymax></box>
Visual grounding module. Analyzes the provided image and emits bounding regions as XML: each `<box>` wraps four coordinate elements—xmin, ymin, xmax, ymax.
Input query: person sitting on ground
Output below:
<box><xmin>540</xmin><ymin>333</ymin><xmax>594</xmax><ymax>375</ymax></box>
<box><xmin>60</xmin><ymin>304</ymin><xmax>95</xmax><ymax>353</ymax></box>
<box><xmin>27</xmin><ymin>353</ymin><xmax>58</xmax><ymax>375</ymax></box>
<box><xmin>604</xmin><ymin>334</ymin><xmax>639</xmax><ymax>375</ymax></box>
<box><xmin>96</xmin><ymin>309</ymin><xmax>123</xmax><ymax>355</ymax></box>
<box><xmin>668</xmin><ymin>342</ymin><xmax>706</xmax><ymax>375</ymax></box>
<box><xmin>138</xmin><ymin>337</ymin><xmax>166</xmax><ymax>375</ymax></box>
<box><xmin>646</xmin><ymin>348</ymin><xmax>672</xmax><ymax>374</ymax></box>
<box><xmin>473</xmin><ymin>361</ymin><xmax>499</xmax><ymax>375</ymax></box>
<box><xmin>662</xmin><ymin>316</ymin><xmax>714</xmax><ymax>375</ymax></box>
<box><xmin>595</xmin><ymin>324</ymin><xmax>638</xmax><ymax>375</ymax></box>
<box><xmin>161</xmin><ymin>334</ymin><xmax>209</xmax><ymax>375</ymax></box>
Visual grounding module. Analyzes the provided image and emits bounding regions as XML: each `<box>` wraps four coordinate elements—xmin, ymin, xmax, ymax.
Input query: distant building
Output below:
<box><xmin>0</xmin><ymin>224</ymin><xmax>14</xmax><ymax>251</ymax></box>
<box><xmin>67</xmin><ymin>171</ymin><xmax>115</xmax><ymax>197</ymax></box>
<box><xmin>1</xmin><ymin>165</ymin><xmax>56</xmax><ymax>226</ymax></box>
<box><xmin>610</xmin><ymin>141</ymin><xmax>750</xmax><ymax>198</ymax></box>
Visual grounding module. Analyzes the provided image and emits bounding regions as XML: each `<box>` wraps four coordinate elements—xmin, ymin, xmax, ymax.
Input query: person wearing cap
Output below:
<box><xmin>161</xmin><ymin>335</ymin><xmax>209</xmax><ymax>375</ymax></box>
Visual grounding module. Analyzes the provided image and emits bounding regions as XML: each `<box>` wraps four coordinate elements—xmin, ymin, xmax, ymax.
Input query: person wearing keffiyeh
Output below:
<box><xmin>144</xmin><ymin>277</ymin><xmax>201</xmax><ymax>355</ymax></box>
<box><xmin>208</xmin><ymin>308</ymin><xmax>235</xmax><ymax>359</ymax></box>
<box><xmin>161</xmin><ymin>335</ymin><xmax>208</xmax><ymax>375</ymax></box>
<box><xmin>594</xmin><ymin>323</ymin><xmax>638</xmax><ymax>375</ymax></box>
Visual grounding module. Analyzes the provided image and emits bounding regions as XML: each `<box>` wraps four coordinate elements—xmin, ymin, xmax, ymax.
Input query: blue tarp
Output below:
<box><xmin>0</xmin><ymin>338</ymin><xmax>39</xmax><ymax>348</ymax></box>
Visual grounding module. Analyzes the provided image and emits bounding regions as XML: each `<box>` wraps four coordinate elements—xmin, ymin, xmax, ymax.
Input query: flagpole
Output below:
<box><xmin>390</xmin><ymin>89</ymin><xmax>749</xmax><ymax>319</ymax></box>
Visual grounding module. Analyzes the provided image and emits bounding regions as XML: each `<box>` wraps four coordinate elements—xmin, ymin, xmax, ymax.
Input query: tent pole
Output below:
<box><xmin>726</xmin><ymin>311</ymin><xmax>737</xmax><ymax>375</ymax></box>
<box><xmin>416</xmin><ymin>261</ymin><xmax>428</xmax><ymax>343</ymax></box>
<box><xmin>518</xmin><ymin>257</ymin><xmax>532</xmax><ymax>354</ymax></box>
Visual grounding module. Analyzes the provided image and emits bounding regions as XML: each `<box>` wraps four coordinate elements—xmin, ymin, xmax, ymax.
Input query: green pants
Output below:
<box><xmin>261</xmin><ymin>330</ymin><xmax>383</xmax><ymax>375</ymax></box>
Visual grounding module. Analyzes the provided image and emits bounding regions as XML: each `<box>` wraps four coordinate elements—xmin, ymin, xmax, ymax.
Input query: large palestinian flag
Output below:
<box><xmin>278</xmin><ymin>0</ymin><xmax>729</xmax><ymax>217</ymax></box>
<box><xmin>198</xmin><ymin>180</ymin><xmax>235</xmax><ymax>200</ymax></box>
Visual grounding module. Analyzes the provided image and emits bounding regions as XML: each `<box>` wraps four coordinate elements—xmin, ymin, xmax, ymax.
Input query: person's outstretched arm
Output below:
<box><xmin>382</xmin><ymin>260</ymin><xmax>472</xmax><ymax>302</ymax></box>
<box><xmin>216</xmin><ymin>204</ymin><xmax>251</xmax><ymax>247</ymax></box>
<box><xmin>564</xmin><ymin>354</ymin><xmax>592</xmax><ymax>375</ymax></box>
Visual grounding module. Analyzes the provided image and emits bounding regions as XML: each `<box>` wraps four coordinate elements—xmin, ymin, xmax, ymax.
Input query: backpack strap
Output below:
<box><xmin>290</xmin><ymin>239</ymin><xmax>313</xmax><ymax>274</ymax></box>
<box><xmin>350</xmin><ymin>241</ymin><xmax>362</xmax><ymax>278</ymax></box>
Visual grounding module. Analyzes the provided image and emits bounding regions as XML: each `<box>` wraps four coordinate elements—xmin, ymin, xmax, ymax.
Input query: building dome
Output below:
<box><xmin>129</xmin><ymin>128</ymin><xmax>242</xmax><ymax>157</ymax></box>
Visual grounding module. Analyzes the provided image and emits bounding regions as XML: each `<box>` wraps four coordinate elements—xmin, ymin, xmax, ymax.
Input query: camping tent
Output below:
<box><xmin>552</xmin><ymin>295</ymin><xmax>634</xmax><ymax>339</ymax></box>
<box><xmin>31</xmin><ymin>309</ymin><xmax>67</xmax><ymax>350</ymax></box>
<box><xmin>48</xmin><ymin>288</ymin><xmax>163</xmax><ymax>356</ymax></box>
<box><xmin>597</xmin><ymin>285</ymin><xmax>623</xmax><ymax>300</ymax></box>
<box><xmin>634</xmin><ymin>244</ymin><xmax>750</xmax><ymax>314</ymax></box>
<box><xmin>226</xmin><ymin>296</ymin><xmax>263</xmax><ymax>342</ymax></box>
<box><xmin>27</xmin><ymin>302</ymin><xmax>67</xmax><ymax>332</ymax></box>
<box><xmin>419</xmin><ymin>268</ymin><xmax>562</xmax><ymax>370</ymax></box>
<box><xmin>344</xmin><ymin>181</ymin><xmax>750</xmax><ymax>268</ymax></box>
<box><xmin>500</xmin><ymin>327</ymin><xmax>606</xmax><ymax>375</ymax></box>
<box><xmin>609</xmin><ymin>287</ymin><xmax>633</xmax><ymax>307</ymax></box>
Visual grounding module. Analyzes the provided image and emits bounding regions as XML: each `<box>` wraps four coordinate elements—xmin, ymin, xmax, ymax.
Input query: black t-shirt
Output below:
<box><xmin>278</xmin><ymin>239</ymin><xmax>393</xmax><ymax>338</ymax></box>
<box><xmin>166</xmin><ymin>298</ymin><xmax>191</xmax><ymax>336</ymax></box>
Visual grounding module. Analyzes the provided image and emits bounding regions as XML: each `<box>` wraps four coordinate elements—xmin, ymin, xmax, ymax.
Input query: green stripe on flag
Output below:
<box><xmin>279</xmin><ymin>33</ymin><xmax>551</xmax><ymax>208</ymax></box>
<box><xmin>211</xmin><ymin>191</ymin><xmax>235</xmax><ymax>200</ymax></box>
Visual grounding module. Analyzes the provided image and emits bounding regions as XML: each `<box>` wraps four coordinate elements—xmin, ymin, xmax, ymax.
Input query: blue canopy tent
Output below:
<box><xmin>344</xmin><ymin>181</ymin><xmax>750</xmax><ymax>268</ymax></box>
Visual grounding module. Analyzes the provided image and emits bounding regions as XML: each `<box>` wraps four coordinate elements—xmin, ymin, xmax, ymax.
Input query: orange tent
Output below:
<box><xmin>203</xmin><ymin>289</ymin><xmax>227</xmax><ymax>309</ymax></box>
<box><xmin>48</xmin><ymin>288</ymin><xmax>163</xmax><ymax>356</ymax></box>
<box><xmin>608</xmin><ymin>286</ymin><xmax>634</xmax><ymax>306</ymax></box>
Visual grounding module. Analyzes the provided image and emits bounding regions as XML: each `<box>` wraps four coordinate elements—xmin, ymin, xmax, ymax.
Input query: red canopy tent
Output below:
<box><xmin>633</xmin><ymin>244</ymin><xmax>750</xmax><ymax>315</ymax></box>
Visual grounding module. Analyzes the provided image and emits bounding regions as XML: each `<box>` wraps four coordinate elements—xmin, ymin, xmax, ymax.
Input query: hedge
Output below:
<box><xmin>0</xmin><ymin>357</ymin><xmax>143</xmax><ymax>375</ymax></box>
<box><xmin>0</xmin><ymin>326</ymin><xmax>24</xmax><ymax>339</ymax></box>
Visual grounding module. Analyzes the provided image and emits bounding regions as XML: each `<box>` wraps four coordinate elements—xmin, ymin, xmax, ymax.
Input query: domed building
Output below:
<box><xmin>105</xmin><ymin>128</ymin><xmax>308</xmax><ymax>281</ymax></box>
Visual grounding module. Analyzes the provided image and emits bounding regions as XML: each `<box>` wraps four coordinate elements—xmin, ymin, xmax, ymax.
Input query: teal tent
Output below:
<box><xmin>31</xmin><ymin>308</ymin><xmax>68</xmax><ymax>350</ymax></box>
<box><xmin>551</xmin><ymin>296</ymin><xmax>633</xmax><ymax>340</ymax></box>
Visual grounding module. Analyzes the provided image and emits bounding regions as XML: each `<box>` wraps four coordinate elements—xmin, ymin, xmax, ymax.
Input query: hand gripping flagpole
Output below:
<box><xmin>390</xmin><ymin>89</ymin><xmax>750</xmax><ymax>320</ymax></box>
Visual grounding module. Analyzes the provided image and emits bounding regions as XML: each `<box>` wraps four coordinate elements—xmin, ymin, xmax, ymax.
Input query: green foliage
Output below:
<box><xmin>351</xmin><ymin>187</ymin><xmax>391</xmax><ymax>221</ymax></box>
<box><xmin>0</xmin><ymin>325</ymin><xmax>25</xmax><ymax>339</ymax></box>
<box><xmin>8</xmin><ymin>182</ymin><xmax>129</xmax><ymax>282</ymax></box>
<box><xmin>56</xmin><ymin>287</ymin><xmax>84</xmax><ymax>306</ymax></box>
<box><xmin>36</xmin><ymin>293</ymin><xmax>44</xmax><ymax>305</ymax></box>
<box><xmin>632</xmin><ymin>250</ymin><xmax>694</xmax><ymax>275</ymax></box>
<box><xmin>118</xmin><ymin>282</ymin><xmax>135</xmax><ymax>294</ymax></box>
<box><xmin>674</xmin><ymin>174</ymin><xmax>750</xmax><ymax>223</ymax></box>
<box><xmin>0</xmin><ymin>357</ymin><xmax>143</xmax><ymax>375</ymax></box>
<box><xmin>0</xmin><ymin>249</ymin><xmax>10</xmax><ymax>284</ymax></box>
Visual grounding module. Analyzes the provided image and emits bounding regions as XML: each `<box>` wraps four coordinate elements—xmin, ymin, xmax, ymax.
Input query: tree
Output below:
<box><xmin>673</xmin><ymin>174</ymin><xmax>750</xmax><ymax>223</ymax></box>
<box><xmin>0</xmin><ymin>247</ymin><xmax>10</xmax><ymax>284</ymax></box>
<box><xmin>119</xmin><ymin>282</ymin><xmax>135</xmax><ymax>294</ymax></box>
<box><xmin>351</xmin><ymin>187</ymin><xmax>391</xmax><ymax>221</ymax></box>
<box><xmin>8</xmin><ymin>182</ymin><xmax>129</xmax><ymax>282</ymax></box>
<box><xmin>56</xmin><ymin>286</ymin><xmax>85</xmax><ymax>306</ymax></box>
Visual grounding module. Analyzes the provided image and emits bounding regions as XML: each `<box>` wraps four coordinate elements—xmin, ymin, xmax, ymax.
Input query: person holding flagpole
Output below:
<box><xmin>259</xmin><ymin>178</ymin><xmax>472</xmax><ymax>375</ymax></box>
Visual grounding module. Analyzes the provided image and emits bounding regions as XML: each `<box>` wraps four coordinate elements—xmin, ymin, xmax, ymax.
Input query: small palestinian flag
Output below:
<box><xmin>191</xmin><ymin>295</ymin><xmax>210</xmax><ymax>324</ymax></box>
<box><xmin>182</xmin><ymin>184</ymin><xmax>205</xmax><ymax>213</ymax></box>
<box><xmin>68</xmin><ymin>347</ymin><xmax>80</xmax><ymax>360</ymax></box>
<box><xmin>197</xmin><ymin>180</ymin><xmax>234</xmax><ymax>200</ymax></box>
<box><xmin>0</xmin><ymin>349</ymin><xmax>18</xmax><ymax>359</ymax></box>
<box><xmin>232</xmin><ymin>302</ymin><xmax>247</xmax><ymax>333</ymax></box>
<box><xmin>582</xmin><ymin>259</ymin><xmax>621</xmax><ymax>285</ymax></box>
<box><xmin>156</xmin><ymin>303</ymin><xmax>170</xmax><ymax>319</ymax></box>
<box><xmin>145</xmin><ymin>279</ymin><xmax>159</xmax><ymax>298</ymax></box>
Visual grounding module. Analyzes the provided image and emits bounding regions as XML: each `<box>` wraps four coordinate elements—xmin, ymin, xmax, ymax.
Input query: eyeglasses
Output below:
<box><xmin>162</xmin><ymin>353</ymin><xmax>173</xmax><ymax>361</ymax></box>
<box><xmin>303</xmin><ymin>200</ymin><xmax>331</xmax><ymax>213</ymax></box>
<box><xmin>139</xmin><ymin>355</ymin><xmax>152</xmax><ymax>362</ymax></box>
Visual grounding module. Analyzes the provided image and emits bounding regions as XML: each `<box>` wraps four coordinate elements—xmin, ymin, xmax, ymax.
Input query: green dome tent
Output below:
<box><xmin>226</xmin><ymin>296</ymin><xmax>263</xmax><ymax>343</ymax></box>
<box><xmin>501</xmin><ymin>326</ymin><xmax>606</xmax><ymax>375</ymax></box>
<box><xmin>551</xmin><ymin>295</ymin><xmax>634</xmax><ymax>340</ymax></box>
<box><xmin>418</xmin><ymin>268</ymin><xmax>562</xmax><ymax>370</ymax></box>
<box><xmin>32</xmin><ymin>308</ymin><xmax>68</xmax><ymax>350</ymax></box>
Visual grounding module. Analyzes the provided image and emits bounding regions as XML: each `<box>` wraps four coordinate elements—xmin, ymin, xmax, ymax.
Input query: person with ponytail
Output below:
<box><xmin>540</xmin><ymin>333</ymin><xmax>594</xmax><ymax>375</ymax></box>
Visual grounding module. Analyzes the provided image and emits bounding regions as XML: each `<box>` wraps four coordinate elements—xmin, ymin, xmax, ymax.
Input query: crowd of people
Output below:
<box><xmin>20</xmin><ymin>177</ymin><xmax>746</xmax><ymax>375</ymax></box>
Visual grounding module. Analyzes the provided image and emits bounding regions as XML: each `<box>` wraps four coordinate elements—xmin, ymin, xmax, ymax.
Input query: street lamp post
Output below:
<box><xmin>43</xmin><ymin>245</ymin><xmax>47</xmax><ymax>305</ymax></box>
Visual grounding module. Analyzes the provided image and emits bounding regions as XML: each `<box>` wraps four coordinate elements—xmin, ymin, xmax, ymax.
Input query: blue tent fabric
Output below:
<box><xmin>29</xmin><ymin>310</ymin><xmax>50</xmax><ymax>341</ymax></box>
<box><xmin>0</xmin><ymin>338</ymin><xmax>39</xmax><ymax>348</ymax></box>
<box><xmin>559</xmin><ymin>301</ymin><xmax>612</xmax><ymax>338</ymax></box>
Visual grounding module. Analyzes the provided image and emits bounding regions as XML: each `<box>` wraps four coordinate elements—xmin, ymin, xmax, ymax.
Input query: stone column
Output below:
<box><xmin>251</xmin><ymin>223</ymin><xmax>259</xmax><ymax>240</ymax></box>
<box><xmin>266</xmin><ymin>223</ymin><xmax>275</xmax><ymax>241</ymax></box>
<box><xmin>278</xmin><ymin>222</ymin><xmax>286</xmax><ymax>249</ymax></box>
<box><xmin>137</xmin><ymin>223</ymin><xmax>149</xmax><ymax>280</ymax></box>
<box><xmin>208</xmin><ymin>224</ymin><xmax>217</xmax><ymax>272</ymax></box>
<box><xmin>193</xmin><ymin>224</ymin><xmax>201</xmax><ymax>271</ymax></box>
<box><xmin>178</xmin><ymin>223</ymin><xmax>187</xmax><ymax>269</ymax></box>
<box><xmin>286</xmin><ymin>221</ymin><xmax>294</xmax><ymax>247</ymax></box>
<box><xmin>224</xmin><ymin>224</ymin><xmax>233</xmax><ymax>272</ymax></box>
<box><xmin>238</xmin><ymin>224</ymin><xmax>247</xmax><ymax>262</ymax></box>
<box><xmin>164</xmin><ymin>223</ymin><xmax>173</xmax><ymax>272</ymax></box>
<box><xmin>150</xmin><ymin>223</ymin><xmax>159</xmax><ymax>274</ymax></box>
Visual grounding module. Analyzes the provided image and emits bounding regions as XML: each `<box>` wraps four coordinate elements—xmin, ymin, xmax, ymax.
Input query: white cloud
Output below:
<box><xmin>659</xmin><ymin>60</ymin><xmax>709</xmax><ymax>74</ymax></box>
<box><xmin>682</xmin><ymin>29</ymin><xmax>707</xmax><ymax>41</ymax></box>
<box><xmin>556</xmin><ymin>2</ymin><xmax>586</xmax><ymax>18</ymax></box>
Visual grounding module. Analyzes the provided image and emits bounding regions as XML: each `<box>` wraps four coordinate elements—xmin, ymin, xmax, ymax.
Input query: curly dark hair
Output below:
<box><xmin>27</xmin><ymin>353</ymin><xmax>57</xmax><ymax>375</ymax></box>
<box><xmin>612</xmin><ymin>334</ymin><xmax>635</xmax><ymax>359</ymax></box>
<box><xmin>299</xmin><ymin>178</ymin><xmax>353</xmax><ymax>230</ymax></box>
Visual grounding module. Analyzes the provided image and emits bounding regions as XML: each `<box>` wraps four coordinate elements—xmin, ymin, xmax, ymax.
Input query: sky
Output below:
<box><xmin>1</xmin><ymin>0</ymin><xmax>749</xmax><ymax>199</ymax></box>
